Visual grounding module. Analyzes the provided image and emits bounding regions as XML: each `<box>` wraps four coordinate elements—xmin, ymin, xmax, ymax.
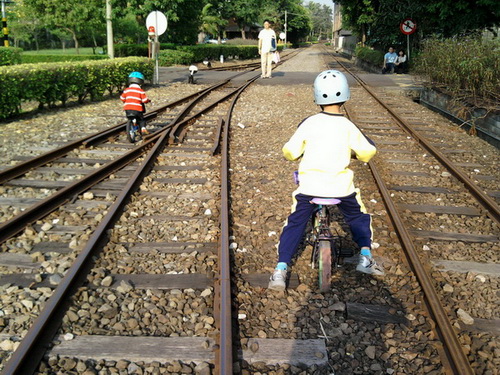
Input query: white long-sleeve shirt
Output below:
<box><xmin>282</xmin><ymin>112</ymin><xmax>376</xmax><ymax>197</ymax></box>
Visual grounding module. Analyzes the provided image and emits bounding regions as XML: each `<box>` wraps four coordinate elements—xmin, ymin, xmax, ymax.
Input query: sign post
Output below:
<box><xmin>400</xmin><ymin>18</ymin><xmax>416</xmax><ymax>60</ymax></box>
<box><xmin>146</xmin><ymin>11</ymin><xmax>168</xmax><ymax>85</ymax></box>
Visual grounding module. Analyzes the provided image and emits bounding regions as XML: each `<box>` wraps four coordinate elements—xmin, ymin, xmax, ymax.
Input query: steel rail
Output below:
<box><xmin>0</xmin><ymin>126</ymin><xmax>173</xmax><ymax>375</ymax></box>
<box><xmin>343</xmin><ymin>86</ymin><xmax>475</xmax><ymax>374</ymax></box>
<box><xmin>0</xmin><ymin>80</ymin><xmax>236</xmax><ymax>245</ymax></box>
<box><xmin>214</xmin><ymin>75</ymin><xmax>259</xmax><ymax>374</ymax></box>
<box><xmin>0</xmin><ymin>83</ymin><xmax>223</xmax><ymax>185</ymax></box>
<box><xmin>171</xmin><ymin>77</ymin><xmax>258</xmax><ymax>144</ymax></box>
<box><xmin>367</xmin><ymin>157</ymin><xmax>475</xmax><ymax>375</ymax></box>
<box><xmin>82</xmin><ymin>82</ymin><xmax>226</xmax><ymax>147</ymax></box>
<box><xmin>0</xmin><ymin>137</ymin><xmax>157</xmax><ymax>245</ymax></box>
<box><xmin>332</xmin><ymin>54</ymin><xmax>500</xmax><ymax>224</ymax></box>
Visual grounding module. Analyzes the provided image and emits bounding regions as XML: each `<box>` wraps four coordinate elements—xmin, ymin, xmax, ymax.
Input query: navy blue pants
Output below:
<box><xmin>125</xmin><ymin>110</ymin><xmax>146</xmax><ymax>128</ymax></box>
<box><xmin>277</xmin><ymin>191</ymin><xmax>372</xmax><ymax>264</ymax></box>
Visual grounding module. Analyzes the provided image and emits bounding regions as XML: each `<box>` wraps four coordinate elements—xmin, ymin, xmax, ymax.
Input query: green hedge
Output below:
<box><xmin>114</xmin><ymin>43</ymin><xmax>285</xmax><ymax>65</ymax></box>
<box><xmin>115</xmin><ymin>43</ymin><xmax>177</xmax><ymax>57</ymax></box>
<box><xmin>0</xmin><ymin>47</ymin><xmax>23</xmax><ymax>66</ymax></box>
<box><xmin>158</xmin><ymin>49</ymin><xmax>195</xmax><ymax>66</ymax></box>
<box><xmin>21</xmin><ymin>54</ymin><xmax>108</xmax><ymax>64</ymax></box>
<box><xmin>355</xmin><ymin>45</ymin><xmax>384</xmax><ymax>66</ymax></box>
<box><xmin>178</xmin><ymin>44</ymin><xmax>283</xmax><ymax>62</ymax></box>
<box><xmin>0</xmin><ymin>57</ymin><xmax>153</xmax><ymax>119</ymax></box>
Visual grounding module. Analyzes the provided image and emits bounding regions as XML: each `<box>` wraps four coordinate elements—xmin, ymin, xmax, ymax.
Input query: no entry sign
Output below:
<box><xmin>400</xmin><ymin>18</ymin><xmax>416</xmax><ymax>35</ymax></box>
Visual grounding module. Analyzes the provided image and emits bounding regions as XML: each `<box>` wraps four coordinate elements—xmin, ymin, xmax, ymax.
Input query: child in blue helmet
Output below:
<box><xmin>120</xmin><ymin>72</ymin><xmax>150</xmax><ymax>135</ymax></box>
<box><xmin>268</xmin><ymin>70</ymin><xmax>384</xmax><ymax>291</ymax></box>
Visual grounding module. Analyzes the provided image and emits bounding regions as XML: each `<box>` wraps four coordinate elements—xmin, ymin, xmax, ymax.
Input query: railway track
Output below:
<box><xmin>1</xmin><ymin>44</ymin><xmax>497</xmax><ymax>374</ymax></box>
<box><xmin>0</xmin><ymin>51</ymin><xmax>301</xmax><ymax>373</ymax></box>
<box><xmin>326</xmin><ymin>50</ymin><xmax>499</xmax><ymax>374</ymax></box>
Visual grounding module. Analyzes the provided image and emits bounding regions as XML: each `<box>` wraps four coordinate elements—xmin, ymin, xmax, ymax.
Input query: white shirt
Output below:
<box><xmin>258</xmin><ymin>28</ymin><xmax>276</xmax><ymax>53</ymax></box>
<box><xmin>282</xmin><ymin>113</ymin><xmax>376</xmax><ymax>198</ymax></box>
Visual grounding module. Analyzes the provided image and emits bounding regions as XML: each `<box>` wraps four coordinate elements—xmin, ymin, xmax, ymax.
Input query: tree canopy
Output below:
<box><xmin>336</xmin><ymin>0</ymin><xmax>500</xmax><ymax>49</ymax></box>
<box><xmin>7</xmin><ymin>0</ymin><xmax>315</xmax><ymax>50</ymax></box>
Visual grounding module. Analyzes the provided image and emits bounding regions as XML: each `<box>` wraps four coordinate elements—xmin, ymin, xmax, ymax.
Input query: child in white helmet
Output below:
<box><xmin>268</xmin><ymin>70</ymin><xmax>384</xmax><ymax>291</ymax></box>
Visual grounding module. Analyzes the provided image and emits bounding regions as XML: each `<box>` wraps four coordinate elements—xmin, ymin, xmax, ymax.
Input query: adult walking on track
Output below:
<box><xmin>258</xmin><ymin>20</ymin><xmax>277</xmax><ymax>79</ymax></box>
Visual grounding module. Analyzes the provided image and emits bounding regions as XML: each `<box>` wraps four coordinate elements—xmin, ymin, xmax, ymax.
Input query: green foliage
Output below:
<box><xmin>158</xmin><ymin>50</ymin><xmax>195</xmax><ymax>66</ymax></box>
<box><xmin>115</xmin><ymin>44</ymin><xmax>177</xmax><ymax>58</ymax></box>
<box><xmin>226</xmin><ymin>38</ymin><xmax>258</xmax><ymax>45</ymax></box>
<box><xmin>123</xmin><ymin>0</ymin><xmax>204</xmax><ymax>45</ymax></box>
<box><xmin>178</xmin><ymin>44</ymin><xmax>265</xmax><ymax>61</ymax></box>
<box><xmin>0</xmin><ymin>57</ymin><xmax>153</xmax><ymax>119</ymax></box>
<box><xmin>355</xmin><ymin>45</ymin><xmax>384</xmax><ymax>66</ymax></box>
<box><xmin>336</xmin><ymin>0</ymin><xmax>500</xmax><ymax>49</ymax></box>
<box><xmin>21</xmin><ymin>54</ymin><xmax>108</xmax><ymax>64</ymax></box>
<box><xmin>305</xmin><ymin>1</ymin><xmax>333</xmax><ymax>40</ymax></box>
<box><xmin>0</xmin><ymin>47</ymin><xmax>23</xmax><ymax>66</ymax></box>
<box><xmin>414</xmin><ymin>36</ymin><xmax>500</xmax><ymax>101</ymax></box>
<box><xmin>23</xmin><ymin>0</ymin><xmax>104</xmax><ymax>51</ymax></box>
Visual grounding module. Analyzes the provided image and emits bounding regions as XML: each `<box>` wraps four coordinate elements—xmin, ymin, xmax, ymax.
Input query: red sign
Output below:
<box><xmin>400</xmin><ymin>19</ymin><xmax>416</xmax><ymax>35</ymax></box>
<box><xmin>148</xmin><ymin>26</ymin><xmax>156</xmax><ymax>34</ymax></box>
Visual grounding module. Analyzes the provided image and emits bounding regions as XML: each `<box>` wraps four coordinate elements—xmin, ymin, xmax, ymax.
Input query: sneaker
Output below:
<box><xmin>268</xmin><ymin>269</ymin><xmax>287</xmax><ymax>291</ymax></box>
<box><xmin>356</xmin><ymin>255</ymin><xmax>385</xmax><ymax>275</ymax></box>
<box><xmin>141</xmin><ymin>128</ymin><xmax>150</xmax><ymax>135</ymax></box>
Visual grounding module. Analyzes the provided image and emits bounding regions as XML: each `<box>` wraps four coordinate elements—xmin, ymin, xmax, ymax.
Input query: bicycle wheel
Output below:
<box><xmin>318</xmin><ymin>240</ymin><xmax>332</xmax><ymax>292</ymax></box>
<box><xmin>126</xmin><ymin>119</ymin><xmax>141</xmax><ymax>143</ymax></box>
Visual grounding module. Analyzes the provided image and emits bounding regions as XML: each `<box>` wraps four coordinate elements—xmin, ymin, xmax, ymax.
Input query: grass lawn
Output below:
<box><xmin>23</xmin><ymin>47</ymin><xmax>105</xmax><ymax>55</ymax></box>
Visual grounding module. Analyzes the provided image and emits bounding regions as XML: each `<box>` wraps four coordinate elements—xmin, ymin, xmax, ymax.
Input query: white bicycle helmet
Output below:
<box><xmin>313</xmin><ymin>70</ymin><xmax>350</xmax><ymax>105</ymax></box>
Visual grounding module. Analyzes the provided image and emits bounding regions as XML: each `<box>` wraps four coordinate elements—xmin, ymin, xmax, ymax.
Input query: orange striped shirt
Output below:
<box><xmin>120</xmin><ymin>84</ymin><xmax>150</xmax><ymax>111</ymax></box>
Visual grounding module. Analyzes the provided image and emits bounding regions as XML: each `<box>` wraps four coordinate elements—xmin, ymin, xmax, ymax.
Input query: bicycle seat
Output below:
<box><xmin>310</xmin><ymin>198</ymin><xmax>341</xmax><ymax>206</ymax></box>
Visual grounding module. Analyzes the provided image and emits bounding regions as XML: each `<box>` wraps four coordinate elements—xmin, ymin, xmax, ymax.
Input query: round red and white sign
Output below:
<box><xmin>400</xmin><ymin>18</ymin><xmax>416</xmax><ymax>35</ymax></box>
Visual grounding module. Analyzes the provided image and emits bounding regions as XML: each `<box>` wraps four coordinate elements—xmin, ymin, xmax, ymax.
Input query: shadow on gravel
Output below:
<box><xmin>232</xmin><ymin>205</ymin><xmax>441</xmax><ymax>374</ymax></box>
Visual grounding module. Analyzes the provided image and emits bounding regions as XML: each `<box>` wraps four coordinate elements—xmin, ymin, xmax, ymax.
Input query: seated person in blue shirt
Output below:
<box><xmin>382</xmin><ymin>46</ymin><xmax>398</xmax><ymax>74</ymax></box>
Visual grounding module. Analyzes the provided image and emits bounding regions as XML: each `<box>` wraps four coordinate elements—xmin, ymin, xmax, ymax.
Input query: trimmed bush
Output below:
<box><xmin>177</xmin><ymin>44</ymin><xmax>273</xmax><ymax>61</ymax></box>
<box><xmin>355</xmin><ymin>45</ymin><xmax>384</xmax><ymax>66</ymax></box>
<box><xmin>21</xmin><ymin>54</ymin><xmax>108</xmax><ymax>64</ymax></box>
<box><xmin>114</xmin><ymin>43</ymin><xmax>177</xmax><ymax>57</ymax></box>
<box><xmin>158</xmin><ymin>49</ymin><xmax>195</xmax><ymax>66</ymax></box>
<box><xmin>0</xmin><ymin>57</ymin><xmax>153</xmax><ymax>119</ymax></box>
<box><xmin>0</xmin><ymin>47</ymin><xmax>23</xmax><ymax>66</ymax></box>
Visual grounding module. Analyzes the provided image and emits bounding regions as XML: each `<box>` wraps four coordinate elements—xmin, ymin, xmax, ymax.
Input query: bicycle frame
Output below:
<box><xmin>309</xmin><ymin>204</ymin><xmax>342</xmax><ymax>269</ymax></box>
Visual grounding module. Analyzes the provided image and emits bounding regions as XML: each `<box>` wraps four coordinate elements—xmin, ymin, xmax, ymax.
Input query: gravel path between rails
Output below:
<box><xmin>0</xmin><ymin>83</ymin><xmax>210</xmax><ymax>165</ymax></box>
<box><xmin>229</xmin><ymin>45</ymin><xmax>499</xmax><ymax>374</ymax></box>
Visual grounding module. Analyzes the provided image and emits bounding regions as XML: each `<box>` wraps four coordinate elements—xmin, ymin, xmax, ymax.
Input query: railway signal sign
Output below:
<box><xmin>146</xmin><ymin>11</ymin><xmax>168</xmax><ymax>85</ymax></box>
<box><xmin>400</xmin><ymin>18</ymin><xmax>416</xmax><ymax>35</ymax></box>
<box><xmin>400</xmin><ymin>18</ymin><xmax>416</xmax><ymax>61</ymax></box>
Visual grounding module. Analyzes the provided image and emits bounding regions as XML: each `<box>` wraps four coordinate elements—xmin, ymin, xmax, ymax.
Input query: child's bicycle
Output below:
<box><xmin>126</xmin><ymin>116</ymin><xmax>142</xmax><ymax>143</ymax></box>
<box><xmin>294</xmin><ymin>172</ymin><xmax>354</xmax><ymax>292</ymax></box>
<box><xmin>306</xmin><ymin>197</ymin><xmax>347</xmax><ymax>292</ymax></box>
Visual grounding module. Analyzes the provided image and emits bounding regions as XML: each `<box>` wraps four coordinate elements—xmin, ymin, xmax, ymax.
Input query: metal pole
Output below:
<box><xmin>2</xmin><ymin>0</ymin><xmax>9</xmax><ymax>47</ymax></box>
<box><xmin>331</xmin><ymin>3</ymin><xmax>335</xmax><ymax>49</ymax></box>
<box><xmin>106</xmin><ymin>0</ymin><xmax>114</xmax><ymax>58</ymax></box>
<box><xmin>407</xmin><ymin>33</ymin><xmax>410</xmax><ymax>60</ymax></box>
<box><xmin>153</xmin><ymin>12</ymin><xmax>159</xmax><ymax>85</ymax></box>
<box><xmin>284</xmin><ymin>10</ymin><xmax>287</xmax><ymax>49</ymax></box>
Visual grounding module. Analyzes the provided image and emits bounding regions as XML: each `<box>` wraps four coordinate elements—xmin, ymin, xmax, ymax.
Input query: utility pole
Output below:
<box><xmin>284</xmin><ymin>10</ymin><xmax>287</xmax><ymax>49</ymax></box>
<box><xmin>106</xmin><ymin>0</ymin><xmax>114</xmax><ymax>58</ymax></box>
<box><xmin>1</xmin><ymin>0</ymin><xmax>11</xmax><ymax>47</ymax></box>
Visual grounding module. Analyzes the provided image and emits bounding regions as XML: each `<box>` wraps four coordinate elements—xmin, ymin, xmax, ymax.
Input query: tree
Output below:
<box><xmin>336</xmin><ymin>0</ymin><xmax>500</xmax><ymax>49</ymax></box>
<box><xmin>8</xmin><ymin>0</ymin><xmax>43</xmax><ymax>49</ymax></box>
<box><xmin>258</xmin><ymin>0</ymin><xmax>312</xmax><ymax>43</ymax></box>
<box><xmin>231</xmin><ymin>0</ymin><xmax>263</xmax><ymax>39</ymax></box>
<box><xmin>200</xmin><ymin>3</ymin><xmax>228</xmax><ymax>40</ymax></box>
<box><xmin>124</xmin><ymin>0</ymin><xmax>205</xmax><ymax>45</ymax></box>
<box><xmin>24</xmin><ymin>0</ymin><xmax>103</xmax><ymax>53</ymax></box>
<box><xmin>305</xmin><ymin>2</ymin><xmax>333</xmax><ymax>41</ymax></box>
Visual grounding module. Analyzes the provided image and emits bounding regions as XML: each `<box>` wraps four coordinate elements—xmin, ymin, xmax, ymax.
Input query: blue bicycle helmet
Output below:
<box><xmin>128</xmin><ymin>71</ymin><xmax>145</xmax><ymax>85</ymax></box>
